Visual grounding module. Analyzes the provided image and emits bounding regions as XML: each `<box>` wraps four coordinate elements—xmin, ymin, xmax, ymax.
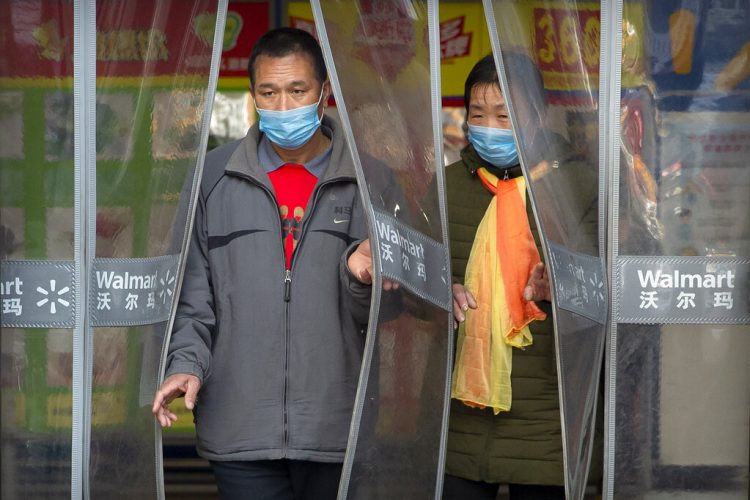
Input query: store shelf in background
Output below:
<box><xmin>163</xmin><ymin>437</ymin><xmax>218</xmax><ymax>499</ymax></box>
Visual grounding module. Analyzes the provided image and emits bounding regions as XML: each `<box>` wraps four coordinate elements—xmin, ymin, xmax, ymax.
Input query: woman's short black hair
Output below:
<box><xmin>463</xmin><ymin>54</ymin><xmax>500</xmax><ymax>114</ymax></box>
<box><xmin>464</xmin><ymin>52</ymin><xmax>548</xmax><ymax>126</ymax></box>
<box><xmin>248</xmin><ymin>28</ymin><xmax>327</xmax><ymax>89</ymax></box>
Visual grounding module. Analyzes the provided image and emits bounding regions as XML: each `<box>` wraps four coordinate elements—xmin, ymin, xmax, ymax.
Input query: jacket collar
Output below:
<box><xmin>460</xmin><ymin>143</ymin><xmax>523</xmax><ymax>180</ymax></box>
<box><xmin>225</xmin><ymin>115</ymin><xmax>356</xmax><ymax>186</ymax></box>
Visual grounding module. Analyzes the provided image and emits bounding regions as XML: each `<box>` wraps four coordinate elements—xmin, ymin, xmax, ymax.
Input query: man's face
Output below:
<box><xmin>467</xmin><ymin>84</ymin><xmax>511</xmax><ymax>130</ymax></box>
<box><xmin>252</xmin><ymin>53</ymin><xmax>329</xmax><ymax>112</ymax></box>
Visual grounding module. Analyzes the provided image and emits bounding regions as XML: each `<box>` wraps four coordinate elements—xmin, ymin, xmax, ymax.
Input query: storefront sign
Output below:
<box><xmin>217</xmin><ymin>2</ymin><xmax>270</xmax><ymax>88</ymax></box>
<box><xmin>90</xmin><ymin>255</ymin><xmax>179</xmax><ymax>326</ymax></box>
<box><xmin>374</xmin><ymin>210</ymin><xmax>451</xmax><ymax>312</ymax></box>
<box><xmin>616</xmin><ymin>256</ymin><xmax>750</xmax><ymax>323</ymax></box>
<box><xmin>0</xmin><ymin>261</ymin><xmax>76</xmax><ymax>328</ymax></box>
<box><xmin>548</xmin><ymin>243</ymin><xmax>607</xmax><ymax>323</ymax></box>
<box><xmin>533</xmin><ymin>6</ymin><xmax>600</xmax><ymax>91</ymax></box>
<box><xmin>0</xmin><ymin>0</ymin><xmax>220</xmax><ymax>80</ymax></box>
<box><xmin>1</xmin><ymin>255</ymin><xmax>179</xmax><ymax>328</ymax></box>
<box><xmin>288</xmin><ymin>1</ymin><xmax>491</xmax><ymax>98</ymax></box>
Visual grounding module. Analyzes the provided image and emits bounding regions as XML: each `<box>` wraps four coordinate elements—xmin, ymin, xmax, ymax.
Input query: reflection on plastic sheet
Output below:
<box><xmin>96</xmin><ymin>93</ymin><xmax>134</xmax><ymax>160</ymax></box>
<box><xmin>210</xmin><ymin>91</ymin><xmax>252</xmax><ymax>142</ymax></box>
<box><xmin>45</xmin><ymin>91</ymin><xmax>74</xmax><ymax>162</ymax></box>
<box><xmin>349</xmin><ymin>102</ymin><xmax>410</xmax><ymax>175</ymax></box>
<box><xmin>152</xmin><ymin>90</ymin><xmax>205</xmax><ymax>160</ymax></box>
<box><xmin>486</xmin><ymin>2</ymin><xmax>608</xmax><ymax>498</ymax></box>
<box><xmin>614</xmin><ymin>1</ymin><xmax>750</xmax><ymax>497</ymax></box>
<box><xmin>374</xmin><ymin>317</ymin><xmax>432</xmax><ymax>437</ymax></box>
<box><xmin>46</xmin><ymin>207</ymin><xmax>136</xmax><ymax>260</ymax></box>
<box><xmin>314</xmin><ymin>1</ymin><xmax>451</xmax><ymax>497</ymax></box>
<box><xmin>45</xmin><ymin>207</ymin><xmax>75</xmax><ymax>259</ymax></box>
<box><xmin>317</xmin><ymin>0</ymin><xmax>441</xmax><ymax>237</ymax></box>
<box><xmin>147</xmin><ymin>203</ymin><xmax>179</xmax><ymax>256</ymax></box>
<box><xmin>91</xmin><ymin>328</ymin><xmax>128</xmax><ymax>386</ymax></box>
<box><xmin>0</xmin><ymin>92</ymin><xmax>24</xmax><ymax>159</ymax></box>
<box><xmin>658</xmin><ymin>115</ymin><xmax>750</xmax><ymax>257</ymax></box>
<box><xmin>46</xmin><ymin>329</ymin><xmax>74</xmax><ymax>388</ymax></box>
<box><xmin>0</xmin><ymin>329</ymin><xmax>26</xmax><ymax>395</ymax></box>
<box><xmin>0</xmin><ymin>208</ymin><xmax>25</xmax><ymax>259</ymax></box>
<box><xmin>495</xmin><ymin>44</ymin><xmax>601</xmax><ymax>254</ymax></box>
<box><xmin>95</xmin><ymin>207</ymin><xmax>135</xmax><ymax>258</ymax></box>
<box><xmin>44</xmin><ymin>92</ymin><xmax>136</xmax><ymax>162</ymax></box>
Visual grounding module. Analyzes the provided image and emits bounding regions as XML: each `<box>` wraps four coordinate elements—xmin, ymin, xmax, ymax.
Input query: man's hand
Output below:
<box><xmin>152</xmin><ymin>373</ymin><xmax>201</xmax><ymax>428</ymax></box>
<box><xmin>348</xmin><ymin>239</ymin><xmax>373</xmax><ymax>284</ymax></box>
<box><xmin>347</xmin><ymin>239</ymin><xmax>398</xmax><ymax>290</ymax></box>
<box><xmin>452</xmin><ymin>283</ymin><xmax>477</xmax><ymax>329</ymax></box>
<box><xmin>524</xmin><ymin>262</ymin><xmax>551</xmax><ymax>302</ymax></box>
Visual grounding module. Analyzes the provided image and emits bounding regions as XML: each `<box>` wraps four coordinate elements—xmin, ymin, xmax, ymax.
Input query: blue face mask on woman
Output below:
<box><xmin>256</xmin><ymin>88</ymin><xmax>325</xmax><ymax>150</ymax></box>
<box><xmin>467</xmin><ymin>124</ymin><xmax>519</xmax><ymax>168</ymax></box>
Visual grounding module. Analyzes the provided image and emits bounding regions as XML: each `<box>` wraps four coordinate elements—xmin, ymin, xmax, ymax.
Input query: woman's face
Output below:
<box><xmin>466</xmin><ymin>83</ymin><xmax>511</xmax><ymax>130</ymax></box>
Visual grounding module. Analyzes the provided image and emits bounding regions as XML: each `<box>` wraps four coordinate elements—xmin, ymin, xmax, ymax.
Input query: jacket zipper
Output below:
<box><xmin>227</xmin><ymin>172</ymin><xmax>293</xmax><ymax>452</ymax></box>
<box><xmin>283</xmin><ymin>273</ymin><xmax>290</xmax><ymax>450</ymax></box>
<box><xmin>284</xmin><ymin>269</ymin><xmax>292</xmax><ymax>302</ymax></box>
<box><xmin>227</xmin><ymin>171</ymin><xmax>349</xmax><ymax>452</ymax></box>
<box><xmin>280</xmin><ymin>177</ymin><xmax>343</xmax><ymax>451</ymax></box>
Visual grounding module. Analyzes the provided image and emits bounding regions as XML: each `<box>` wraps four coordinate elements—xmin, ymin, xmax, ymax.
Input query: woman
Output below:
<box><xmin>442</xmin><ymin>54</ymin><xmax>564</xmax><ymax>500</ymax></box>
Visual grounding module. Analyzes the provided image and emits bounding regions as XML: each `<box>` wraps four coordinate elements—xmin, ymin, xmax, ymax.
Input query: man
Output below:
<box><xmin>152</xmin><ymin>28</ymin><xmax>371</xmax><ymax>500</ymax></box>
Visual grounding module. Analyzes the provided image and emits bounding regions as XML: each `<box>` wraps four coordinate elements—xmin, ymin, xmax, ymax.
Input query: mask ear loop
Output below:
<box><xmin>251</xmin><ymin>90</ymin><xmax>261</xmax><ymax>114</ymax></box>
<box><xmin>315</xmin><ymin>83</ymin><xmax>328</xmax><ymax>122</ymax></box>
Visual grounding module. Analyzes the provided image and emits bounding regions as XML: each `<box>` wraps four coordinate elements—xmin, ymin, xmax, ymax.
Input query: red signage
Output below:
<box><xmin>0</xmin><ymin>0</ymin><xmax>75</xmax><ymax>78</ymax></box>
<box><xmin>533</xmin><ymin>7</ymin><xmax>600</xmax><ymax>75</ymax></box>
<box><xmin>440</xmin><ymin>16</ymin><xmax>472</xmax><ymax>60</ymax></box>
<box><xmin>219</xmin><ymin>2</ymin><xmax>270</xmax><ymax>80</ymax></box>
<box><xmin>0</xmin><ymin>0</ymin><xmax>268</xmax><ymax>81</ymax></box>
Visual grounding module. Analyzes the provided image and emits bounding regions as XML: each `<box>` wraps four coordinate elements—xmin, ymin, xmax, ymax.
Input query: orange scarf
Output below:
<box><xmin>451</xmin><ymin>168</ymin><xmax>547</xmax><ymax>413</ymax></box>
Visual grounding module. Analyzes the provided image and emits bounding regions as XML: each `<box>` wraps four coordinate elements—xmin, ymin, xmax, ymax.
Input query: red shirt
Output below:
<box><xmin>268</xmin><ymin>164</ymin><xmax>317</xmax><ymax>269</ymax></box>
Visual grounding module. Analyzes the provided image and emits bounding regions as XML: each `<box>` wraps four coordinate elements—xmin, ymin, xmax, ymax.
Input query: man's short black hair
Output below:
<box><xmin>248</xmin><ymin>28</ymin><xmax>327</xmax><ymax>89</ymax></box>
<box><xmin>463</xmin><ymin>54</ymin><xmax>499</xmax><ymax>115</ymax></box>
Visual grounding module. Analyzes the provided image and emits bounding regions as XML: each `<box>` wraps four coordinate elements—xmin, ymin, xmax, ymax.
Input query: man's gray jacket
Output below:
<box><xmin>165</xmin><ymin>116</ymin><xmax>371</xmax><ymax>462</ymax></box>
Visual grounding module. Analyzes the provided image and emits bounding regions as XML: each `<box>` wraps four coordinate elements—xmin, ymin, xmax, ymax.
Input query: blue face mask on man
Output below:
<box><xmin>256</xmin><ymin>87</ymin><xmax>325</xmax><ymax>150</ymax></box>
<box><xmin>467</xmin><ymin>124</ymin><xmax>519</xmax><ymax>168</ymax></box>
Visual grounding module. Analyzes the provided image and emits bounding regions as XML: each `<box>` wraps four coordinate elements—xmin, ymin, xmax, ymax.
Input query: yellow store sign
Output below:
<box><xmin>288</xmin><ymin>2</ymin><xmax>644</xmax><ymax>102</ymax></box>
<box><xmin>46</xmin><ymin>391</ymin><xmax>127</xmax><ymax>429</ymax></box>
<box><xmin>287</xmin><ymin>2</ymin><xmax>492</xmax><ymax>98</ymax></box>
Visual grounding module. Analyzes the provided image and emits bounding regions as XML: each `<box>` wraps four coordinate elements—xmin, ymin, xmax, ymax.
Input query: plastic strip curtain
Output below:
<box><xmin>0</xmin><ymin>1</ymin><xmax>225</xmax><ymax>498</ymax></box>
<box><xmin>483</xmin><ymin>1</ymin><xmax>608</xmax><ymax>498</ymax></box>
<box><xmin>0</xmin><ymin>2</ymin><xmax>79</xmax><ymax>497</ymax></box>
<box><xmin>89</xmin><ymin>1</ymin><xmax>225</xmax><ymax>498</ymax></box>
<box><xmin>74</xmin><ymin>1</ymin><xmax>96</xmax><ymax>496</ymax></box>
<box><xmin>154</xmin><ymin>1</ymin><xmax>227</xmax><ymax>497</ymax></box>
<box><xmin>312</xmin><ymin>1</ymin><xmax>453</xmax><ymax>498</ymax></box>
<box><xmin>606</xmin><ymin>1</ymin><xmax>750</xmax><ymax>497</ymax></box>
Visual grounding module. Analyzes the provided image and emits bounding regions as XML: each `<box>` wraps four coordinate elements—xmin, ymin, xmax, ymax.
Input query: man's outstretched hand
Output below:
<box><xmin>152</xmin><ymin>373</ymin><xmax>201</xmax><ymax>428</ymax></box>
<box><xmin>347</xmin><ymin>239</ymin><xmax>398</xmax><ymax>290</ymax></box>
